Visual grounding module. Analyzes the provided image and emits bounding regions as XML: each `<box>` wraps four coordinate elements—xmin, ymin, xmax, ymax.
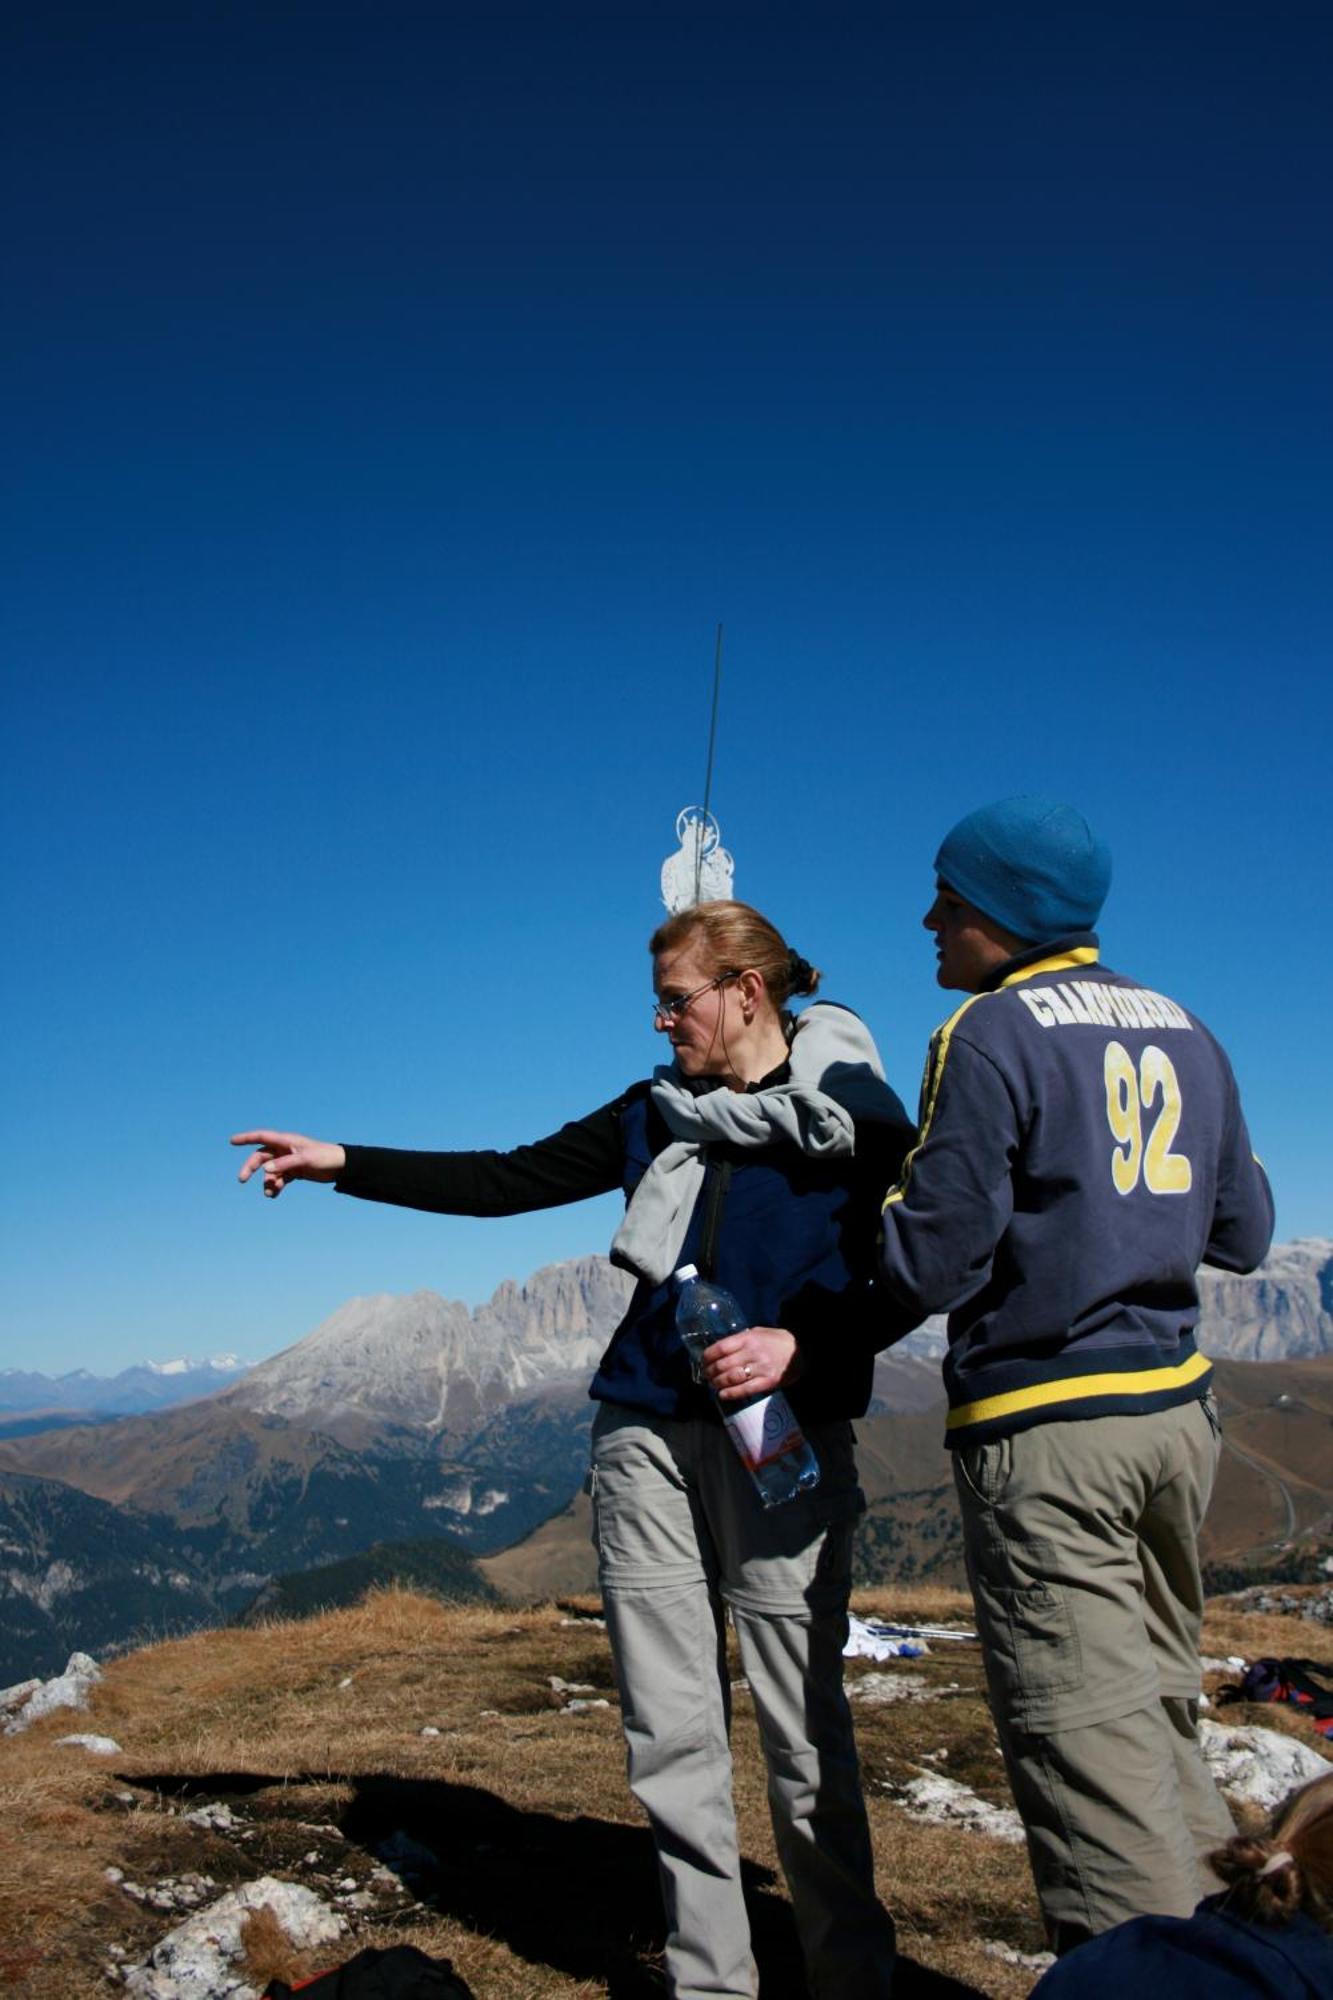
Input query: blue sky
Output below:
<box><xmin>3</xmin><ymin>3</ymin><xmax>1330</xmax><ymax>1374</ymax></box>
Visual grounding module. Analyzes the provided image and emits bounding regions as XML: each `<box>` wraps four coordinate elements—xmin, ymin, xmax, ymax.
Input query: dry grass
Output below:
<box><xmin>238</xmin><ymin>1905</ymin><xmax>308</xmax><ymax>1993</ymax></box>
<box><xmin>1</xmin><ymin>1583</ymin><xmax>1328</xmax><ymax>1998</ymax></box>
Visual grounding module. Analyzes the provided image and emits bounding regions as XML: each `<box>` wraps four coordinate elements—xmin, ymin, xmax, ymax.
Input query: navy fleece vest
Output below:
<box><xmin>588</xmin><ymin>1090</ymin><xmax>885</xmax><ymax>1423</ymax></box>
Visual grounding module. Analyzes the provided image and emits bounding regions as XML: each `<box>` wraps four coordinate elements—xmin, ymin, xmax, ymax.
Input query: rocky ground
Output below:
<box><xmin>2</xmin><ymin>1585</ymin><xmax>1331</xmax><ymax>1999</ymax></box>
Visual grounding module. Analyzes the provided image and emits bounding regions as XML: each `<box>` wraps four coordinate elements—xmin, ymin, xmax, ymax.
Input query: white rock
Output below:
<box><xmin>984</xmin><ymin>1940</ymin><xmax>1056</xmax><ymax>1970</ymax></box>
<box><xmin>419</xmin><ymin>1726</ymin><xmax>441</xmax><ymax>1737</ymax></box>
<box><xmin>1198</xmin><ymin>1718</ymin><xmax>1332</xmax><ymax>1811</ymax></box>
<box><xmin>122</xmin><ymin>1876</ymin><xmax>345</xmax><ymax>1999</ymax></box>
<box><xmin>847</xmin><ymin>1672</ymin><xmax>956</xmax><ymax>1705</ymax></box>
<box><xmin>564</xmin><ymin>1697</ymin><xmax>611</xmax><ymax>1712</ymax></box>
<box><xmin>882</xmin><ymin>1770</ymin><xmax>1026</xmax><ymax>1845</ymax></box>
<box><xmin>183</xmin><ymin>1803</ymin><xmax>242</xmax><ymax>1833</ymax></box>
<box><xmin>141</xmin><ymin>1876</ymin><xmax>215</xmax><ymax>1913</ymax></box>
<box><xmin>56</xmin><ymin>1733</ymin><xmax>121</xmax><ymax>1754</ymax></box>
<box><xmin>0</xmin><ymin>1678</ymin><xmax>42</xmax><ymax>1711</ymax></box>
<box><xmin>1200</xmin><ymin>1655</ymin><xmax>1247</xmax><ymax>1674</ymax></box>
<box><xmin>4</xmin><ymin>1652</ymin><xmax>103</xmax><ymax>1732</ymax></box>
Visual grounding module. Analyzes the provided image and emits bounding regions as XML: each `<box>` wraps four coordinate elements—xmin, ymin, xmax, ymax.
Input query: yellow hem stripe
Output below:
<box><xmin>944</xmin><ymin>1350</ymin><xmax>1211</xmax><ymax>1431</ymax></box>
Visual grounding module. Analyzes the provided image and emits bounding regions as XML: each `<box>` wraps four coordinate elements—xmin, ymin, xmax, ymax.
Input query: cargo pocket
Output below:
<box><xmin>969</xmin><ymin>1543</ymin><xmax>1084</xmax><ymax>1722</ymax></box>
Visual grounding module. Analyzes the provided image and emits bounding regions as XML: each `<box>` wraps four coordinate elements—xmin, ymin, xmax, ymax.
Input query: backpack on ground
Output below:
<box><xmin>1218</xmin><ymin>1655</ymin><xmax>1333</xmax><ymax>1739</ymax></box>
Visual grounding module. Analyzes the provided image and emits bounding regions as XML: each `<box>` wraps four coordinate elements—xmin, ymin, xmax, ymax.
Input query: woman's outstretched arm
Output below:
<box><xmin>232</xmin><ymin>1093</ymin><xmax>637</xmax><ymax>1216</ymax></box>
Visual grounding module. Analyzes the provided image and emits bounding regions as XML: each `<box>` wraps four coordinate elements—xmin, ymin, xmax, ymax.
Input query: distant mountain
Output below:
<box><xmin>883</xmin><ymin>1238</ymin><xmax>1333</xmax><ymax>1365</ymax></box>
<box><xmin>0</xmin><ymin>1257</ymin><xmax>638</xmax><ymax>1667</ymax></box>
<box><xmin>0</xmin><ymin>1413</ymin><xmax>105</xmax><ymax>1444</ymax></box>
<box><xmin>0</xmin><ymin>1399</ymin><xmax>575</xmax><ymax>1571</ymax></box>
<box><xmin>1</xmin><ymin>1239</ymin><xmax>1327</xmax><ymax>1666</ymax></box>
<box><xmin>1197</xmin><ymin>1238</ymin><xmax>1333</xmax><ymax>1359</ymax></box>
<box><xmin>0</xmin><ymin>1355</ymin><xmax>249</xmax><ymax>1420</ymax></box>
<box><xmin>220</xmin><ymin>1255</ymin><xmax>633</xmax><ymax>1440</ymax></box>
<box><xmin>0</xmin><ymin>1469</ymin><xmax>216</xmax><ymax>1681</ymax></box>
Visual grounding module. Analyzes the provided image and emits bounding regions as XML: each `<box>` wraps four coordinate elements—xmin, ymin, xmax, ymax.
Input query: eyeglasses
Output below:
<box><xmin>652</xmin><ymin>970</ymin><xmax>740</xmax><ymax>1023</ymax></box>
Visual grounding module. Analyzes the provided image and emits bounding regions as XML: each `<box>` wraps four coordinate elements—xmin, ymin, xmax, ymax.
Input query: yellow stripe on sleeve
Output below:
<box><xmin>882</xmin><ymin>948</ymin><xmax>1100</xmax><ymax>1214</ymax></box>
<box><xmin>882</xmin><ymin>992</ymin><xmax>987</xmax><ymax>1209</ymax></box>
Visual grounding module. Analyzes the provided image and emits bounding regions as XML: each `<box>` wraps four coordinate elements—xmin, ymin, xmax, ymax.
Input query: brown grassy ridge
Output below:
<box><xmin>2</xmin><ymin>1584</ymin><xmax>1330</xmax><ymax>1999</ymax></box>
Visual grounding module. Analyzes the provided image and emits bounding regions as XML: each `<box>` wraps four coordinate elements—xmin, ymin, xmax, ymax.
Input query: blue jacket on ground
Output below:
<box><xmin>877</xmin><ymin>937</ymin><xmax>1274</xmax><ymax>1447</ymax></box>
<box><xmin>1029</xmin><ymin>1895</ymin><xmax>1333</xmax><ymax>1998</ymax></box>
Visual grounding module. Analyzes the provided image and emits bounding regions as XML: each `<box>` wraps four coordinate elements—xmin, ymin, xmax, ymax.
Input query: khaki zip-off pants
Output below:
<box><xmin>590</xmin><ymin>1404</ymin><xmax>896</xmax><ymax>2000</ymax></box>
<box><xmin>953</xmin><ymin>1394</ymin><xmax>1234</xmax><ymax>1955</ymax></box>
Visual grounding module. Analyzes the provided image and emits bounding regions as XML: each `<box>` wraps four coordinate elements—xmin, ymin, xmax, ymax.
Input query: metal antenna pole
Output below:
<box><xmin>695</xmin><ymin>623</ymin><xmax>723</xmax><ymax>903</ymax></box>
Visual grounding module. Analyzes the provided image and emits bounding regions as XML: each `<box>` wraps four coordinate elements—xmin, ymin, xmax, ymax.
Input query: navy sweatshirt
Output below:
<box><xmin>878</xmin><ymin>939</ymin><xmax>1274</xmax><ymax>1446</ymax></box>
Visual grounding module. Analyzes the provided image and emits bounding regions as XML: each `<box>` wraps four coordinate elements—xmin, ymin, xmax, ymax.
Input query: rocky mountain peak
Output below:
<box><xmin>225</xmin><ymin>1254</ymin><xmax>635</xmax><ymax>1435</ymax></box>
<box><xmin>1197</xmin><ymin>1236</ymin><xmax>1333</xmax><ymax>1360</ymax></box>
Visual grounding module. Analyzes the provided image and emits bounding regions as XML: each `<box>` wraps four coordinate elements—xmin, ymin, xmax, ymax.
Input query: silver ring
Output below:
<box><xmin>743</xmin><ymin>1364</ymin><xmax>753</xmax><ymax>1379</ymax></box>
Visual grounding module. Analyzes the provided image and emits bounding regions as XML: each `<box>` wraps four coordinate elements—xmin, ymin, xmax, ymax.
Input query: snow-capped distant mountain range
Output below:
<box><xmin>0</xmin><ymin>1355</ymin><xmax>249</xmax><ymax>1419</ymax></box>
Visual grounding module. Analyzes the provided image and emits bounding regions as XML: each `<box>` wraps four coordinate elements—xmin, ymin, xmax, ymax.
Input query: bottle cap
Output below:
<box><xmin>673</xmin><ymin>1263</ymin><xmax>699</xmax><ymax>1284</ymax></box>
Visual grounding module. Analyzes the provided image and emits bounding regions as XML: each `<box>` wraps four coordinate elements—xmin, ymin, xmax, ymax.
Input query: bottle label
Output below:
<box><xmin>723</xmin><ymin>1395</ymin><xmax>805</xmax><ymax>1472</ymax></box>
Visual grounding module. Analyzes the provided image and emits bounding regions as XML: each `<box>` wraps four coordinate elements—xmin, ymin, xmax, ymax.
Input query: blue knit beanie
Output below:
<box><xmin>933</xmin><ymin>796</ymin><xmax>1111</xmax><ymax>943</ymax></box>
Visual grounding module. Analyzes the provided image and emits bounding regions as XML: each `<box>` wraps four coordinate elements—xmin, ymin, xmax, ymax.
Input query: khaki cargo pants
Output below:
<box><xmin>590</xmin><ymin>1403</ymin><xmax>896</xmax><ymax>2000</ymax></box>
<box><xmin>953</xmin><ymin>1394</ymin><xmax>1234</xmax><ymax>1954</ymax></box>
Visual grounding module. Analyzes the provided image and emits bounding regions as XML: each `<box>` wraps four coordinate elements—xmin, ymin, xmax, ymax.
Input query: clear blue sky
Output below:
<box><xmin>3</xmin><ymin>3</ymin><xmax>1329</xmax><ymax>1374</ymax></box>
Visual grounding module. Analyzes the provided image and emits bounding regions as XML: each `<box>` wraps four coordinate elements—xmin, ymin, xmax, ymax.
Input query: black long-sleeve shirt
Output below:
<box><xmin>336</xmin><ymin>1073</ymin><xmax>915</xmax><ymax>1421</ymax></box>
<box><xmin>337</xmin><ymin>1093</ymin><xmax>638</xmax><ymax>1216</ymax></box>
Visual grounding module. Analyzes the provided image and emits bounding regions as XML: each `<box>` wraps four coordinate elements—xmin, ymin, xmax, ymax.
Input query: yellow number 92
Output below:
<box><xmin>1104</xmin><ymin>1041</ymin><xmax>1193</xmax><ymax>1196</ymax></box>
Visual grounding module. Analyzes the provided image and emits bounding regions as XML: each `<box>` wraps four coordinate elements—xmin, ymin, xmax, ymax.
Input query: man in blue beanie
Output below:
<box><xmin>877</xmin><ymin>795</ymin><xmax>1274</xmax><ymax>1955</ymax></box>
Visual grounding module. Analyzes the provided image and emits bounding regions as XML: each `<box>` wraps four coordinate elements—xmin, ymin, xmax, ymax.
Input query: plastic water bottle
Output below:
<box><xmin>673</xmin><ymin>1264</ymin><xmax>821</xmax><ymax>1508</ymax></box>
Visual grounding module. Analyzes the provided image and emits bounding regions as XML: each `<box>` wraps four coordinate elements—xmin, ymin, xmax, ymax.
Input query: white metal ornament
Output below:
<box><xmin>661</xmin><ymin>806</ymin><xmax>735</xmax><ymax>914</ymax></box>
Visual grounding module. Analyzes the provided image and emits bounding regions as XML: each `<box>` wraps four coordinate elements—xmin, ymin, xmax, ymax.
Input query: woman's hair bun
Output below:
<box><xmin>1210</xmin><ymin>1834</ymin><xmax>1304</xmax><ymax>1921</ymax></box>
<box><xmin>786</xmin><ymin>950</ymin><xmax>821</xmax><ymax>998</ymax></box>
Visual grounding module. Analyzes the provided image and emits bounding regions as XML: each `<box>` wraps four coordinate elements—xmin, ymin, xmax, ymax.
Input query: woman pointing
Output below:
<box><xmin>235</xmin><ymin>898</ymin><xmax>911</xmax><ymax>2000</ymax></box>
